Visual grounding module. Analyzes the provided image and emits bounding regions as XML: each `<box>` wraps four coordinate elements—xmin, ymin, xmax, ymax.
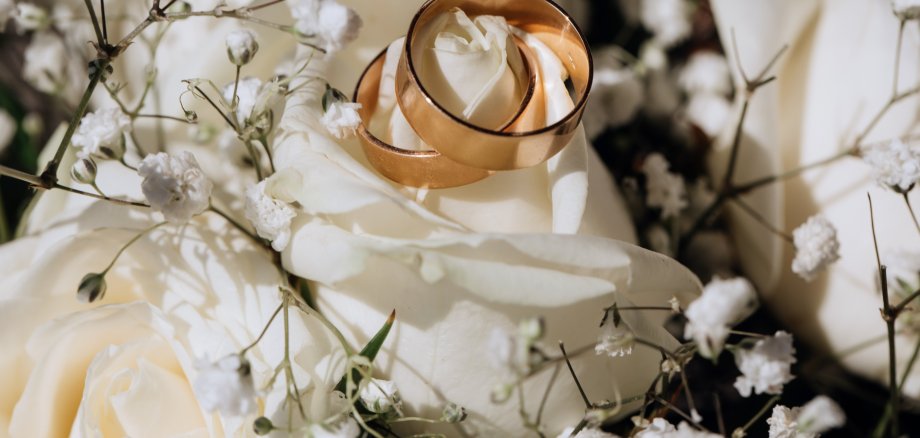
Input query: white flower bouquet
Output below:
<box><xmin>0</xmin><ymin>0</ymin><xmax>918</xmax><ymax>437</ymax></box>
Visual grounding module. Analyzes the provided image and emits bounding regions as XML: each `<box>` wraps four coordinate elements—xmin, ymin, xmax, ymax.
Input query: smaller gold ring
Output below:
<box><xmin>397</xmin><ymin>0</ymin><xmax>593</xmax><ymax>171</ymax></box>
<box><xmin>354</xmin><ymin>48</ymin><xmax>491</xmax><ymax>189</ymax></box>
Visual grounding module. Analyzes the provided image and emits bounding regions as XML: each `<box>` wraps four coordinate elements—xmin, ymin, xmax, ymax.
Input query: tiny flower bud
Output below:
<box><xmin>77</xmin><ymin>273</ymin><xmax>107</xmax><ymax>303</ymax></box>
<box><xmin>517</xmin><ymin>317</ymin><xmax>544</xmax><ymax>343</ymax></box>
<box><xmin>87</xmin><ymin>60</ymin><xmax>114</xmax><ymax>80</ymax></box>
<box><xmin>441</xmin><ymin>402</ymin><xmax>467</xmax><ymax>423</ymax></box>
<box><xmin>184</xmin><ymin>110</ymin><xmax>199</xmax><ymax>123</ymax></box>
<box><xmin>226</xmin><ymin>29</ymin><xmax>259</xmax><ymax>66</ymax></box>
<box><xmin>22</xmin><ymin>113</ymin><xmax>42</xmax><ymax>138</ymax></box>
<box><xmin>253</xmin><ymin>417</ymin><xmax>273</xmax><ymax>435</ymax></box>
<box><xmin>71</xmin><ymin>157</ymin><xmax>98</xmax><ymax>185</ymax></box>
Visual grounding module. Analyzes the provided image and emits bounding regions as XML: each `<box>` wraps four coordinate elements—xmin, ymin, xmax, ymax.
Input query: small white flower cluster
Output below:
<box><xmin>487</xmin><ymin>318</ymin><xmax>545</xmax><ymax>400</ymax></box>
<box><xmin>767</xmin><ymin>396</ymin><xmax>845</xmax><ymax>437</ymax></box>
<box><xmin>595</xmin><ymin>306</ymin><xmax>636</xmax><ymax>357</ymax></box>
<box><xmin>679</xmin><ymin>51</ymin><xmax>733</xmax><ymax>138</ymax></box>
<box><xmin>892</xmin><ymin>0</ymin><xmax>920</xmax><ymax>20</ymax></box>
<box><xmin>138</xmin><ymin>152</ymin><xmax>214</xmax><ymax>223</ymax></box>
<box><xmin>639</xmin><ymin>0</ymin><xmax>692</xmax><ymax>49</ymax></box>
<box><xmin>583</xmin><ymin>47</ymin><xmax>645</xmax><ymax>140</ymax></box>
<box><xmin>71</xmin><ymin>108</ymin><xmax>132</xmax><ymax>160</ymax></box>
<box><xmin>684</xmin><ymin>276</ymin><xmax>758</xmax><ymax>359</ymax></box>
<box><xmin>733</xmin><ymin>331</ymin><xmax>796</xmax><ymax>397</ymax></box>
<box><xmin>359</xmin><ymin>378</ymin><xmax>401</xmax><ymax>414</ymax></box>
<box><xmin>193</xmin><ymin>354</ymin><xmax>257</xmax><ymax>417</ymax></box>
<box><xmin>223</xmin><ymin>77</ymin><xmax>279</xmax><ymax>130</ymax></box>
<box><xmin>642</xmin><ymin>153</ymin><xmax>688</xmax><ymax>219</ymax></box>
<box><xmin>862</xmin><ymin>138</ymin><xmax>920</xmax><ymax>193</ymax></box>
<box><xmin>288</xmin><ymin>0</ymin><xmax>362</xmax><ymax>53</ymax></box>
<box><xmin>245</xmin><ymin>179</ymin><xmax>298</xmax><ymax>252</ymax></box>
<box><xmin>791</xmin><ymin>215</ymin><xmax>840</xmax><ymax>282</ymax></box>
<box><xmin>634</xmin><ymin>417</ymin><xmax>721</xmax><ymax>437</ymax></box>
<box><xmin>321</xmin><ymin>101</ymin><xmax>363</xmax><ymax>139</ymax></box>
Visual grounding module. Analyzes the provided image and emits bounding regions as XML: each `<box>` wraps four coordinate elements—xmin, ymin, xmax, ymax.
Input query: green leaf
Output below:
<box><xmin>334</xmin><ymin>309</ymin><xmax>396</xmax><ymax>395</ymax></box>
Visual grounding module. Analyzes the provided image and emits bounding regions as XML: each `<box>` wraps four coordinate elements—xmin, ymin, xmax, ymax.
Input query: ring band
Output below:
<box><xmin>396</xmin><ymin>0</ymin><xmax>593</xmax><ymax>171</ymax></box>
<box><xmin>354</xmin><ymin>48</ymin><xmax>491</xmax><ymax>189</ymax></box>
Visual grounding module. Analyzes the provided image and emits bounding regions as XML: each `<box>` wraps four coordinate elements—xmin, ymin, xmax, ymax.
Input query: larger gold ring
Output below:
<box><xmin>354</xmin><ymin>48</ymin><xmax>492</xmax><ymax>189</ymax></box>
<box><xmin>396</xmin><ymin>0</ymin><xmax>593</xmax><ymax>171</ymax></box>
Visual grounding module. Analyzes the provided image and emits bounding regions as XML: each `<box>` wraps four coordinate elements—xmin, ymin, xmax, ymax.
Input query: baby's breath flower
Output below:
<box><xmin>639</xmin><ymin>0</ymin><xmax>691</xmax><ymax>48</ymax></box>
<box><xmin>13</xmin><ymin>2</ymin><xmax>48</xmax><ymax>32</ymax></box>
<box><xmin>583</xmin><ymin>49</ymin><xmax>644</xmax><ymax>139</ymax></box>
<box><xmin>245</xmin><ymin>180</ymin><xmax>297</xmax><ymax>251</ymax></box>
<box><xmin>441</xmin><ymin>402</ymin><xmax>467</xmax><ymax>423</ymax></box>
<box><xmin>226</xmin><ymin>29</ymin><xmax>260</xmax><ymax>66</ymax></box>
<box><xmin>289</xmin><ymin>0</ymin><xmax>362</xmax><ymax>53</ymax></box>
<box><xmin>686</xmin><ymin>93</ymin><xmax>731</xmax><ymax>138</ymax></box>
<box><xmin>767</xmin><ymin>396</ymin><xmax>845</xmax><ymax>437</ymax></box>
<box><xmin>791</xmin><ymin>215</ymin><xmax>840</xmax><ymax>281</ymax></box>
<box><xmin>595</xmin><ymin>307</ymin><xmax>635</xmax><ymax>358</ymax></box>
<box><xmin>684</xmin><ymin>277</ymin><xmax>758</xmax><ymax>359</ymax></box>
<box><xmin>359</xmin><ymin>378</ymin><xmax>401</xmax><ymax>414</ymax></box>
<box><xmin>138</xmin><ymin>152</ymin><xmax>213</xmax><ymax>223</ymax></box>
<box><xmin>642</xmin><ymin>153</ymin><xmax>688</xmax><ymax>219</ymax></box>
<box><xmin>193</xmin><ymin>354</ymin><xmax>257</xmax><ymax>417</ymax></box>
<box><xmin>733</xmin><ymin>331</ymin><xmax>796</xmax><ymax>397</ymax></box>
<box><xmin>892</xmin><ymin>0</ymin><xmax>920</xmax><ymax>20</ymax></box>
<box><xmin>224</xmin><ymin>77</ymin><xmax>265</xmax><ymax>124</ymax></box>
<box><xmin>679</xmin><ymin>52</ymin><xmax>732</xmax><ymax>96</ymax></box>
<box><xmin>635</xmin><ymin>418</ymin><xmax>722</xmax><ymax>437</ymax></box>
<box><xmin>862</xmin><ymin>138</ymin><xmax>920</xmax><ymax>192</ymax></box>
<box><xmin>796</xmin><ymin>396</ymin><xmax>845</xmax><ymax>434</ymax></box>
<box><xmin>71</xmin><ymin>108</ymin><xmax>132</xmax><ymax>160</ymax></box>
<box><xmin>668</xmin><ymin>296</ymin><xmax>681</xmax><ymax>313</ymax></box>
<box><xmin>321</xmin><ymin>101</ymin><xmax>362</xmax><ymax>139</ymax></box>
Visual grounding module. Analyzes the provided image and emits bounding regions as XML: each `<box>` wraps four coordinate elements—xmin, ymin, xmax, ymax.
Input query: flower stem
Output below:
<box><xmin>40</xmin><ymin>68</ymin><xmax>105</xmax><ymax>188</ymax></box>
<box><xmin>730</xmin><ymin>197</ymin><xmax>793</xmax><ymax>243</ymax></box>
<box><xmin>83</xmin><ymin>0</ymin><xmax>105</xmax><ymax>46</ymax></box>
<box><xmin>240</xmin><ymin>302</ymin><xmax>284</xmax><ymax>355</ymax></box>
<box><xmin>103</xmin><ymin>222</ymin><xmax>167</xmax><ymax>274</ymax></box>
<box><xmin>902</xmin><ymin>192</ymin><xmax>920</xmax><ymax>237</ymax></box>
<box><xmin>739</xmin><ymin>395</ymin><xmax>779</xmax><ymax>434</ymax></box>
<box><xmin>559</xmin><ymin>342</ymin><xmax>591</xmax><ymax>409</ymax></box>
<box><xmin>869</xmin><ymin>194</ymin><xmax>900</xmax><ymax>438</ymax></box>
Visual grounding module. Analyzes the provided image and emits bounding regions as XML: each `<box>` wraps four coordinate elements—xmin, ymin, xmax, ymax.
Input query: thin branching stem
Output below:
<box><xmin>83</xmin><ymin>0</ymin><xmax>105</xmax><ymax>46</ymax></box>
<box><xmin>103</xmin><ymin>222</ymin><xmax>166</xmax><ymax>273</ymax></box>
<box><xmin>902</xmin><ymin>193</ymin><xmax>920</xmax><ymax>237</ymax></box>
<box><xmin>240</xmin><ymin>302</ymin><xmax>284</xmax><ymax>355</ymax></box>
<box><xmin>731</xmin><ymin>197</ymin><xmax>793</xmax><ymax>243</ymax></box>
<box><xmin>740</xmin><ymin>395</ymin><xmax>780</xmax><ymax>434</ymax></box>
<box><xmin>559</xmin><ymin>342</ymin><xmax>591</xmax><ymax>409</ymax></box>
<box><xmin>869</xmin><ymin>194</ymin><xmax>900</xmax><ymax>438</ymax></box>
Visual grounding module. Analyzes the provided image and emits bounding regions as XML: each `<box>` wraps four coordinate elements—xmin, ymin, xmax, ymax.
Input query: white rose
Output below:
<box><xmin>711</xmin><ymin>0</ymin><xmax>920</xmax><ymax>395</ymax></box>
<box><xmin>273</xmin><ymin>5</ymin><xmax>703</xmax><ymax>436</ymax></box>
<box><xmin>0</xmin><ymin>187</ymin><xmax>344</xmax><ymax>435</ymax></box>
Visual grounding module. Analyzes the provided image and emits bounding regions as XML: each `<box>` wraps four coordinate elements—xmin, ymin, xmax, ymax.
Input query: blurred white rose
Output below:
<box><xmin>0</xmin><ymin>177</ymin><xmax>344</xmax><ymax>435</ymax></box>
<box><xmin>272</xmin><ymin>4</ymin><xmax>703</xmax><ymax>435</ymax></box>
<box><xmin>711</xmin><ymin>0</ymin><xmax>920</xmax><ymax>396</ymax></box>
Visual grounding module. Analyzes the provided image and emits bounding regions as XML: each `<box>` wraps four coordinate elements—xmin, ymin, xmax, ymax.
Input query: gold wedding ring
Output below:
<box><xmin>355</xmin><ymin>49</ymin><xmax>491</xmax><ymax>188</ymax></box>
<box><xmin>396</xmin><ymin>0</ymin><xmax>593</xmax><ymax>171</ymax></box>
<box><xmin>354</xmin><ymin>37</ymin><xmax>540</xmax><ymax>188</ymax></box>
